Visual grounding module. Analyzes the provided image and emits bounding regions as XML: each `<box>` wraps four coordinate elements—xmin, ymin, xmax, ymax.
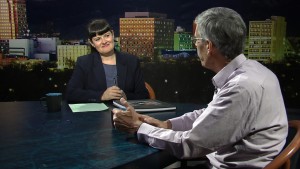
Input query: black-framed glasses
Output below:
<box><xmin>191</xmin><ymin>37</ymin><xmax>205</xmax><ymax>44</ymax></box>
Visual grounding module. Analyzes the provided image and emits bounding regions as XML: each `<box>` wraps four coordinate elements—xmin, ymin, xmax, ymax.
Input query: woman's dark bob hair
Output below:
<box><xmin>88</xmin><ymin>19</ymin><xmax>113</xmax><ymax>40</ymax></box>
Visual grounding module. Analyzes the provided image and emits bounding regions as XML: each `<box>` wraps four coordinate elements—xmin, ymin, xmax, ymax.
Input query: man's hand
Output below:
<box><xmin>140</xmin><ymin>115</ymin><xmax>172</xmax><ymax>129</ymax></box>
<box><xmin>112</xmin><ymin>98</ymin><xmax>143</xmax><ymax>134</ymax></box>
<box><xmin>101</xmin><ymin>86</ymin><xmax>125</xmax><ymax>101</ymax></box>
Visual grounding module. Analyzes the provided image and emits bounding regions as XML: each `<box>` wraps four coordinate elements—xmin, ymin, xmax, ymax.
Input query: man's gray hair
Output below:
<box><xmin>195</xmin><ymin>7</ymin><xmax>247</xmax><ymax>60</ymax></box>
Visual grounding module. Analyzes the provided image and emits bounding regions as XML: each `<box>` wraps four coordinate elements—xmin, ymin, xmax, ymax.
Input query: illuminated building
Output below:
<box><xmin>173</xmin><ymin>26</ymin><xmax>193</xmax><ymax>51</ymax></box>
<box><xmin>0</xmin><ymin>0</ymin><xmax>28</xmax><ymax>55</ymax></box>
<box><xmin>114</xmin><ymin>37</ymin><xmax>120</xmax><ymax>51</ymax></box>
<box><xmin>9</xmin><ymin>39</ymin><xmax>33</xmax><ymax>57</ymax></box>
<box><xmin>120</xmin><ymin>12</ymin><xmax>174</xmax><ymax>60</ymax></box>
<box><xmin>34</xmin><ymin>37</ymin><xmax>61</xmax><ymax>60</ymax></box>
<box><xmin>248</xmin><ymin>16</ymin><xmax>286</xmax><ymax>63</ymax></box>
<box><xmin>0</xmin><ymin>0</ymin><xmax>28</xmax><ymax>40</ymax></box>
<box><xmin>57</xmin><ymin>45</ymin><xmax>91</xmax><ymax>69</ymax></box>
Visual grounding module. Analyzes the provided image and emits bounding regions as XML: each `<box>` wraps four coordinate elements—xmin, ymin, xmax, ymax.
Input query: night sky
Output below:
<box><xmin>26</xmin><ymin>0</ymin><xmax>300</xmax><ymax>39</ymax></box>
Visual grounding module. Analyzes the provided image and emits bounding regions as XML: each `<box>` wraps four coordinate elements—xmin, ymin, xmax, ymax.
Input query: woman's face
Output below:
<box><xmin>90</xmin><ymin>31</ymin><xmax>115</xmax><ymax>56</ymax></box>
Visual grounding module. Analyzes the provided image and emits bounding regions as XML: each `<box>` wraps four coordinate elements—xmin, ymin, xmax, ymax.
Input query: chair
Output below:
<box><xmin>264</xmin><ymin>120</ymin><xmax>300</xmax><ymax>169</ymax></box>
<box><xmin>145</xmin><ymin>82</ymin><xmax>156</xmax><ymax>99</ymax></box>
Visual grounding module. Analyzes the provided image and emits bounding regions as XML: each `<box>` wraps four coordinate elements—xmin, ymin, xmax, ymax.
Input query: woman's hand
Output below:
<box><xmin>101</xmin><ymin>86</ymin><xmax>125</xmax><ymax>101</ymax></box>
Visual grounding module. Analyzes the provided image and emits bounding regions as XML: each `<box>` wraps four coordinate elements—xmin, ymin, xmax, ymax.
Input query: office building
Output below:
<box><xmin>173</xmin><ymin>26</ymin><xmax>193</xmax><ymax>51</ymax></box>
<box><xmin>286</xmin><ymin>37</ymin><xmax>300</xmax><ymax>57</ymax></box>
<box><xmin>114</xmin><ymin>37</ymin><xmax>120</xmax><ymax>51</ymax></box>
<box><xmin>34</xmin><ymin>37</ymin><xmax>61</xmax><ymax>61</ymax></box>
<box><xmin>0</xmin><ymin>0</ymin><xmax>28</xmax><ymax>56</ymax></box>
<box><xmin>36</xmin><ymin>38</ymin><xmax>61</xmax><ymax>53</ymax></box>
<box><xmin>248</xmin><ymin>16</ymin><xmax>286</xmax><ymax>63</ymax></box>
<box><xmin>9</xmin><ymin>39</ymin><xmax>34</xmax><ymax>58</ymax></box>
<box><xmin>120</xmin><ymin>12</ymin><xmax>174</xmax><ymax>60</ymax></box>
<box><xmin>57</xmin><ymin>45</ymin><xmax>91</xmax><ymax>69</ymax></box>
<box><xmin>0</xmin><ymin>0</ymin><xmax>28</xmax><ymax>40</ymax></box>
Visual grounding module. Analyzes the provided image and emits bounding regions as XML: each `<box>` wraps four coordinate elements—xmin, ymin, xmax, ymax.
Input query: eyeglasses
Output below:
<box><xmin>92</xmin><ymin>32</ymin><xmax>113</xmax><ymax>42</ymax></box>
<box><xmin>191</xmin><ymin>37</ymin><xmax>205</xmax><ymax>44</ymax></box>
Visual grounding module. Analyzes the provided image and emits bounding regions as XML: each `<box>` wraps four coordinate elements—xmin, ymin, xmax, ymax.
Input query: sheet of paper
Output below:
<box><xmin>69</xmin><ymin>103</ymin><xmax>108</xmax><ymax>113</ymax></box>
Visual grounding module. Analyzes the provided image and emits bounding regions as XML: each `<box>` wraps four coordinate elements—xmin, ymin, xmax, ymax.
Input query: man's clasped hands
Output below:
<box><xmin>112</xmin><ymin>98</ymin><xmax>171</xmax><ymax>133</ymax></box>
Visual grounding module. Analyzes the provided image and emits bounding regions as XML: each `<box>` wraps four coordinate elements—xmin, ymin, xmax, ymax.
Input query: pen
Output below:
<box><xmin>114</xmin><ymin>75</ymin><xmax>118</xmax><ymax>86</ymax></box>
<box><xmin>114</xmin><ymin>75</ymin><xmax>126</xmax><ymax>98</ymax></box>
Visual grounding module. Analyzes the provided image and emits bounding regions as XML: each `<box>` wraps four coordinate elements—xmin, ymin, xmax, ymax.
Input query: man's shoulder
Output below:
<box><xmin>229</xmin><ymin>60</ymin><xmax>279</xmax><ymax>94</ymax></box>
<box><xmin>244</xmin><ymin>60</ymin><xmax>278</xmax><ymax>82</ymax></box>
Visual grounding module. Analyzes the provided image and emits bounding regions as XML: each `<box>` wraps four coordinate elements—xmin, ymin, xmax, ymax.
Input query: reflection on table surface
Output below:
<box><xmin>0</xmin><ymin>101</ymin><xmax>205</xmax><ymax>169</ymax></box>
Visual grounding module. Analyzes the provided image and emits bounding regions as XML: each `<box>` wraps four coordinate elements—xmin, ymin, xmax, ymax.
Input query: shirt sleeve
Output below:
<box><xmin>169</xmin><ymin>108</ymin><xmax>206</xmax><ymax>131</ymax></box>
<box><xmin>137</xmin><ymin>83</ymin><xmax>254</xmax><ymax>159</ymax></box>
<box><xmin>137</xmin><ymin>123</ymin><xmax>212</xmax><ymax>159</ymax></box>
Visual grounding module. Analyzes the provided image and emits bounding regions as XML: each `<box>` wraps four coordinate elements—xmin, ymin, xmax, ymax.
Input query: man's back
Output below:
<box><xmin>208</xmin><ymin>57</ymin><xmax>288</xmax><ymax>168</ymax></box>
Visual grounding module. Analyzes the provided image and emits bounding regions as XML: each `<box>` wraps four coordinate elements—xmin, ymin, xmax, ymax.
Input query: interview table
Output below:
<box><xmin>0</xmin><ymin>101</ymin><xmax>205</xmax><ymax>169</ymax></box>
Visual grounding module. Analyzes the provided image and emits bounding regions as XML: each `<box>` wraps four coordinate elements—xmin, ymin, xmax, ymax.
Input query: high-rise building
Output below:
<box><xmin>173</xmin><ymin>26</ymin><xmax>193</xmax><ymax>51</ymax></box>
<box><xmin>57</xmin><ymin>45</ymin><xmax>91</xmax><ymax>69</ymax></box>
<box><xmin>120</xmin><ymin>12</ymin><xmax>174</xmax><ymax>60</ymax></box>
<box><xmin>0</xmin><ymin>0</ymin><xmax>28</xmax><ymax>56</ymax></box>
<box><xmin>0</xmin><ymin>0</ymin><xmax>28</xmax><ymax>39</ymax></box>
<box><xmin>9</xmin><ymin>38</ymin><xmax>34</xmax><ymax>57</ymax></box>
<box><xmin>34</xmin><ymin>37</ymin><xmax>61</xmax><ymax>60</ymax></box>
<box><xmin>248</xmin><ymin>16</ymin><xmax>286</xmax><ymax>63</ymax></box>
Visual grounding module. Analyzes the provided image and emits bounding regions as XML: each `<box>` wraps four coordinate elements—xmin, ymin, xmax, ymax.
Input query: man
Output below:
<box><xmin>112</xmin><ymin>7</ymin><xmax>288</xmax><ymax>168</ymax></box>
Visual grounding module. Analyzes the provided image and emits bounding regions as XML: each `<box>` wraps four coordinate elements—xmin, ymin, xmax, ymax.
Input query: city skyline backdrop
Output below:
<box><xmin>0</xmin><ymin>0</ymin><xmax>299</xmax><ymax>108</ymax></box>
<box><xmin>26</xmin><ymin>0</ymin><xmax>300</xmax><ymax>39</ymax></box>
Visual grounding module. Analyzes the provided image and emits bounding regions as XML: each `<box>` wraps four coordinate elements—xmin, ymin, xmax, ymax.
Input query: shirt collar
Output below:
<box><xmin>212</xmin><ymin>54</ymin><xmax>247</xmax><ymax>89</ymax></box>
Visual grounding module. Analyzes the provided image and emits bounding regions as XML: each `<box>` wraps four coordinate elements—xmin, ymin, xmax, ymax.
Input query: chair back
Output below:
<box><xmin>264</xmin><ymin>120</ymin><xmax>300</xmax><ymax>169</ymax></box>
<box><xmin>145</xmin><ymin>82</ymin><xmax>156</xmax><ymax>99</ymax></box>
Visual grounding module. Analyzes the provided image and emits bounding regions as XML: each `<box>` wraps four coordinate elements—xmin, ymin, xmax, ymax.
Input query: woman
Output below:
<box><xmin>66</xmin><ymin>19</ymin><xmax>149</xmax><ymax>103</ymax></box>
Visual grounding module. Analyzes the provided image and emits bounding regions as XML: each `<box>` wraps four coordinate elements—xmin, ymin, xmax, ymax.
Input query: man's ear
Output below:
<box><xmin>206</xmin><ymin>40</ymin><xmax>213</xmax><ymax>55</ymax></box>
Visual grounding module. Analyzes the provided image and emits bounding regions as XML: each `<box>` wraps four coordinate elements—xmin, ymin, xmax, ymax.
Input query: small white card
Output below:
<box><xmin>69</xmin><ymin>103</ymin><xmax>108</xmax><ymax>113</ymax></box>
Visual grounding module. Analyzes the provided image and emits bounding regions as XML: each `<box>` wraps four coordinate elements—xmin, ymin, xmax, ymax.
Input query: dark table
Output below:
<box><xmin>0</xmin><ymin>101</ymin><xmax>204</xmax><ymax>169</ymax></box>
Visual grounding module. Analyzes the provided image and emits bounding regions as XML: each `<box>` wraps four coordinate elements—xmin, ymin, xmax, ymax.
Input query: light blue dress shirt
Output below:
<box><xmin>137</xmin><ymin>54</ymin><xmax>288</xmax><ymax>168</ymax></box>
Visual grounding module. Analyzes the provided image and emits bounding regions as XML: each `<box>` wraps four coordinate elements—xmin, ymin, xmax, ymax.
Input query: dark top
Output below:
<box><xmin>103</xmin><ymin>64</ymin><xmax>117</xmax><ymax>87</ymax></box>
<box><xmin>66</xmin><ymin>51</ymin><xmax>149</xmax><ymax>103</ymax></box>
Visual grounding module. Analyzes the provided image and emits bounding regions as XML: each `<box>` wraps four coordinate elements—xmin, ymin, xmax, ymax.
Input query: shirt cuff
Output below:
<box><xmin>137</xmin><ymin>123</ymin><xmax>155</xmax><ymax>134</ymax></box>
<box><xmin>137</xmin><ymin>123</ymin><xmax>156</xmax><ymax>142</ymax></box>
